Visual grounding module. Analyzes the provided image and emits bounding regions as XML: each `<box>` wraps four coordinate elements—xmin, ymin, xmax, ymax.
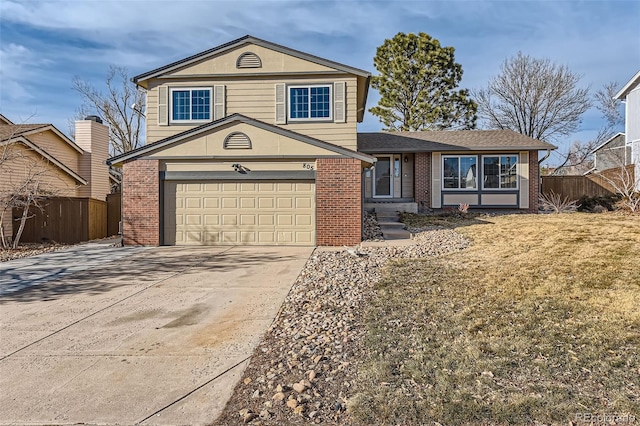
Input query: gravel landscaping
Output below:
<box><xmin>215</xmin><ymin>226</ymin><xmax>470</xmax><ymax>425</ymax></box>
<box><xmin>0</xmin><ymin>242</ymin><xmax>69</xmax><ymax>262</ymax></box>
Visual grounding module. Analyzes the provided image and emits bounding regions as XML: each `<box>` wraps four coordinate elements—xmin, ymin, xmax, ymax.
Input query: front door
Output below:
<box><xmin>374</xmin><ymin>156</ymin><xmax>393</xmax><ymax>198</ymax></box>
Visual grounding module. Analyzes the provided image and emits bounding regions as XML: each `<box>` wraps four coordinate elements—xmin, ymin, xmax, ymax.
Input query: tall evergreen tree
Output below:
<box><xmin>370</xmin><ymin>32</ymin><xmax>477</xmax><ymax>131</ymax></box>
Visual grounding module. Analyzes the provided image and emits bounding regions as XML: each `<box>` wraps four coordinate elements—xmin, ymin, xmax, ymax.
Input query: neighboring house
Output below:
<box><xmin>0</xmin><ymin>115</ymin><xmax>110</xmax><ymax>240</ymax></box>
<box><xmin>615</xmin><ymin>70</ymin><xmax>640</xmax><ymax>189</ymax></box>
<box><xmin>591</xmin><ymin>133</ymin><xmax>630</xmax><ymax>172</ymax></box>
<box><xmin>107</xmin><ymin>35</ymin><xmax>555</xmax><ymax>247</ymax></box>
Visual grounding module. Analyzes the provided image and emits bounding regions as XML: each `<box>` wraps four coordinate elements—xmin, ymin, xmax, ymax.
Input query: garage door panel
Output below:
<box><xmin>295</xmin><ymin>231</ymin><xmax>313</xmax><ymax>244</ymax></box>
<box><xmin>222</xmin><ymin>198</ymin><xmax>237</xmax><ymax>208</ymax></box>
<box><xmin>240</xmin><ymin>198</ymin><xmax>255</xmax><ymax>208</ymax></box>
<box><xmin>222</xmin><ymin>214</ymin><xmax>237</xmax><ymax>225</ymax></box>
<box><xmin>165</xmin><ymin>180</ymin><xmax>315</xmax><ymax>246</ymax></box>
<box><xmin>203</xmin><ymin>215</ymin><xmax>218</xmax><ymax>225</ymax></box>
<box><xmin>259</xmin><ymin>183</ymin><xmax>275</xmax><ymax>191</ymax></box>
<box><xmin>258</xmin><ymin>198</ymin><xmax>274</xmax><ymax>209</ymax></box>
<box><xmin>277</xmin><ymin>197</ymin><xmax>293</xmax><ymax>208</ymax></box>
<box><xmin>258</xmin><ymin>215</ymin><xmax>274</xmax><ymax>226</ymax></box>
<box><xmin>277</xmin><ymin>215</ymin><xmax>293</xmax><ymax>226</ymax></box>
<box><xmin>203</xmin><ymin>197</ymin><xmax>219</xmax><ymax>208</ymax></box>
<box><xmin>222</xmin><ymin>183</ymin><xmax>237</xmax><ymax>192</ymax></box>
<box><xmin>240</xmin><ymin>215</ymin><xmax>255</xmax><ymax>225</ymax></box>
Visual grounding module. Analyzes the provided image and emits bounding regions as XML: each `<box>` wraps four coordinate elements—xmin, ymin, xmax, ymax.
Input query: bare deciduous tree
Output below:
<box><xmin>0</xmin><ymin>127</ymin><xmax>75</xmax><ymax>248</ymax></box>
<box><xmin>72</xmin><ymin>65</ymin><xmax>145</xmax><ymax>156</ymax></box>
<box><xmin>552</xmin><ymin>82</ymin><xmax>624</xmax><ymax>175</ymax></box>
<box><xmin>474</xmin><ymin>52</ymin><xmax>591</xmax><ymax>143</ymax></box>
<box><xmin>597</xmin><ymin>164</ymin><xmax>640</xmax><ymax>212</ymax></box>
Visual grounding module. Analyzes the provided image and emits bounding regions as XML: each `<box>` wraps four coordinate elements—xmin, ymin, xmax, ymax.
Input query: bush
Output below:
<box><xmin>576</xmin><ymin>194</ymin><xmax>621</xmax><ymax>212</ymax></box>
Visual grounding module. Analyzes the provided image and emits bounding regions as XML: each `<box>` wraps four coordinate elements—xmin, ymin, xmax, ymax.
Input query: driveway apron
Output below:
<box><xmin>0</xmin><ymin>245</ymin><xmax>312</xmax><ymax>425</ymax></box>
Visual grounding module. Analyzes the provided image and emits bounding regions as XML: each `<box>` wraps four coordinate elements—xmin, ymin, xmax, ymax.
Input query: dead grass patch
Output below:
<box><xmin>349</xmin><ymin>213</ymin><xmax>640</xmax><ymax>425</ymax></box>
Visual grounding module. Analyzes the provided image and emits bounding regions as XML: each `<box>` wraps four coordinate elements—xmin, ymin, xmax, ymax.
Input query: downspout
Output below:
<box><xmin>538</xmin><ymin>149</ymin><xmax>551</xmax><ymax>165</ymax></box>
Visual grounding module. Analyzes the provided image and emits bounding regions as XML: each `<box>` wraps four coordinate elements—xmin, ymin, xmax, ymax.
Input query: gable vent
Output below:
<box><xmin>236</xmin><ymin>52</ymin><xmax>262</xmax><ymax>68</ymax></box>
<box><xmin>224</xmin><ymin>132</ymin><xmax>252</xmax><ymax>149</ymax></box>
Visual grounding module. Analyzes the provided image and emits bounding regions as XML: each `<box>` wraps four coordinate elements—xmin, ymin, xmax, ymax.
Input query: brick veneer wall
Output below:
<box><xmin>529</xmin><ymin>150</ymin><xmax>540</xmax><ymax>213</ymax></box>
<box><xmin>122</xmin><ymin>159</ymin><xmax>160</xmax><ymax>245</ymax></box>
<box><xmin>316</xmin><ymin>158</ymin><xmax>362</xmax><ymax>246</ymax></box>
<box><xmin>414</xmin><ymin>152</ymin><xmax>432</xmax><ymax>212</ymax></box>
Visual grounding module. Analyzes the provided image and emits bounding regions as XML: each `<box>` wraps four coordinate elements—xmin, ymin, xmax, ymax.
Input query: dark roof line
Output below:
<box><xmin>133</xmin><ymin>35</ymin><xmax>371</xmax><ymax>83</ymax></box>
<box><xmin>107</xmin><ymin>114</ymin><xmax>375</xmax><ymax>165</ymax></box>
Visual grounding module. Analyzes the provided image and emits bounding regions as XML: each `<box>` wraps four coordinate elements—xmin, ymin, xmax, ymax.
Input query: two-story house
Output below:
<box><xmin>108</xmin><ymin>35</ymin><xmax>555</xmax><ymax>247</ymax></box>
<box><xmin>615</xmin><ymin>70</ymin><xmax>640</xmax><ymax>190</ymax></box>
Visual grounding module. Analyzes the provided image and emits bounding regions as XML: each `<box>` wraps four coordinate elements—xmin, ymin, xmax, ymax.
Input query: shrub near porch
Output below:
<box><xmin>349</xmin><ymin>213</ymin><xmax>640</xmax><ymax>425</ymax></box>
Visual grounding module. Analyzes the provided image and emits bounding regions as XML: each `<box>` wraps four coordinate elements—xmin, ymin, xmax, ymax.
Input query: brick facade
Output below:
<box><xmin>316</xmin><ymin>158</ymin><xmax>362</xmax><ymax>246</ymax></box>
<box><xmin>414</xmin><ymin>152</ymin><xmax>432</xmax><ymax>212</ymax></box>
<box><xmin>122</xmin><ymin>159</ymin><xmax>160</xmax><ymax>245</ymax></box>
<box><xmin>528</xmin><ymin>150</ymin><xmax>540</xmax><ymax>213</ymax></box>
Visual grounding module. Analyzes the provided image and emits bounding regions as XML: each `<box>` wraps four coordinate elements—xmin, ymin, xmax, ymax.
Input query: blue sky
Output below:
<box><xmin>1</xmin><ymin>0</ymin><xmax>638</xmax><ymax>164</ymax></box>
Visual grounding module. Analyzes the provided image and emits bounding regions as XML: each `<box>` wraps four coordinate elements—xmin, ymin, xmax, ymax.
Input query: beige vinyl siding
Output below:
<box><xmin>75</xmin><ymin>121</ymin><xmax>110</xmax><ymax>201</ymax></box>
<box><xmin>0</xmin><ymin>143</ymin><xmax>78</xmax><ymax>237</ymax></box>
<box><xmin>163</xmin><ymin>161</ymin><xmax>315</xmax><ymax>172</ymax></box>
<box><xmin>27</xmin><ymin>130</ymin><xmax>81</xmax><ymax>175</ymax></box>
<box><xmin>167</xmin><ymin>44</ymin><xmax>337</xmax><ymax>76</ymax></box>
<box><xmin>481</xmin><ymin>193</ymin><xmax>518</xmax><ymax>205</ymax></box>
<box><xmin>146</xmin><ymin>76</ymin><xmax>358</xmax><ymax>150</ymax></box>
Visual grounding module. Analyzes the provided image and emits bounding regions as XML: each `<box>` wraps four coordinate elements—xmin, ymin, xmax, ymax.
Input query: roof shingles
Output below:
<box><xmin>358</xmin><ymin>129</ymin><xmax>556</xmax><ymax>153</ymax></box>
<box><xmin>0</xmin><ymin>124</ymin><xmax>50</xmax><ymax>142</ymax></box>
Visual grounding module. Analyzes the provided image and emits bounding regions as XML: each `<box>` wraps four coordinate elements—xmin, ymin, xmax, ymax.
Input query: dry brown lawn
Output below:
<box><xmin>349</xmin><ymin>213</ymin><xmax>640</xmax><ymax>425</ymax></box>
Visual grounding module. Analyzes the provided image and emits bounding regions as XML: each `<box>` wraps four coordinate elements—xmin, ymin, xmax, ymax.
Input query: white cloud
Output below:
<box><xmin>0</xmin><ymin>0</ymin><xmax>638</xmax><ymax>156</ymax></box>
<box><xmin>0</xmin><ymin>43</ymin><xmax>53</xmax><ymax>101</ymax></box>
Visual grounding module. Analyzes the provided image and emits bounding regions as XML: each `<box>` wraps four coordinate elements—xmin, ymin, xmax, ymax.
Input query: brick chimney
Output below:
<box><xmin>75</xmin><ymin>116</ymin><xmax>110</xmax><ymax>201</ymax></box>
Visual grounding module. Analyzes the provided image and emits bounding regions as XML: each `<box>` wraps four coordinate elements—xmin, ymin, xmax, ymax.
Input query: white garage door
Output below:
<box><xmin>164</xmin><ymin>180</ymin><xmax>315</xmax><ymax>245</ymax></box>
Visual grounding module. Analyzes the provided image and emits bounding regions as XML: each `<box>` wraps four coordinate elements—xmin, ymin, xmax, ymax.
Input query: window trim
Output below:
<box><xmin>169</xmin><ymin>87</ymin><xmax>213</xmax><ymax>124</ymax></box>
<box><xmin>481</xmin><ymin>154</ymin><xmax>519</xmax><ymax>191</ymax></box>
<box><xmin>441</xmin><ymin>155</ymin><xmax>478</xmax><ymax>191</ymax></box>
<box><xmin>287</xmin><ymin>84</ymin><xmax>333</xmax><ymax>122</ymax></box>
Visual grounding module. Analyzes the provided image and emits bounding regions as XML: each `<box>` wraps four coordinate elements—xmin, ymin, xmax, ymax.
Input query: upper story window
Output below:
<box><xmin>288</xmin><ymin>85</ymin><xmax>332</xmax><ymax>121</ymax></box>
<box><xmin>171</xmin><ymin>88</ymin><xmax>211</xmax><ymax>122</ymax></box>
<box><xmin>483</xmin><ymin>155</ymin><xmax>518</xmax><ymax>189</ymax></box>
<box><xmin>443</xmin><ymin>155</ymin><xmax>477</xmax><ymax>190</ymax></box>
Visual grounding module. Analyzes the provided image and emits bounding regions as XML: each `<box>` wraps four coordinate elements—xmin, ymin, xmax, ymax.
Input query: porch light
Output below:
<box><xmin>404</xmin><ymin>155</ymin><xmax>408</xmax><ymax>163</ymax></box>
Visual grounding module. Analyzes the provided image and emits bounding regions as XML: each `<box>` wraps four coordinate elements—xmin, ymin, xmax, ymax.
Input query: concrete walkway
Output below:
<box><xmin>0</xmin><ymin>238</ymin><xmax>149</xmax><ymax>296</ymax></box>
<box><xmin>0</xmin><ymin>245</ymin><xmax>312</xmax><ymax>425</ymax></box>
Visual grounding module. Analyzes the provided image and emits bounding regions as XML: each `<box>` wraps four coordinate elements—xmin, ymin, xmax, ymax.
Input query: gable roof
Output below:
<box><xmin>591</xmin><ymin>132</ymin><xmax>625</xmax><ymax>154</ymax></box>
<box><xmin>615</xmin><ymin>70</ymin><xmax>640</xmax><ymax>100</ymax></box>
<box><xmin>107</xmin><ymin>113</ymin><xmax>376</xmax><ymax>165</ymax></box>
<box><xmin>1</xmin><ymin>136</ymin><xmax>88</xmax><ymax>185</ymax></box>
<box><xmin>1</xmin><ymin>123</ymin><xmax>87</xmax><ymax>185</ymax></box>
<box><xmin>0</xmin><ymin>114</ymin><xmax>14</xmax><ymax>125</ymax></box>
<box><xmin>0</xmin><ymin>124</ymin><xmax>84</xmax><ymax>153</ymax></box>
<box><xmin>133</xmin><ymin>35</ymin><xmax>371</xmax><ymax>84</ymax></box>
<box><xmin>358</xmin><ymin>129</ymin><xmax>557</xmax><ymax>153</ymax></box>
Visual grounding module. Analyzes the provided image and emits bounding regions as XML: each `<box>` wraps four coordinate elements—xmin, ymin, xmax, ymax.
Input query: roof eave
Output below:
<box><xmin>133</xmin><ymin>35</ymin><xmax>371</xmax><ymax>85</ymax></box>
<box><xmin>614</xmin><ymin>70</ymin><xmax>640</xmax><ymax>100</ymax></box>
<box><xmin>8</xmin><ymin>136</ymin><xmax>88</xmax><ymax>185</ymax></box>
<box><xmin>107</xmin><ymin>114</ymin><xmax>375</xmax><ymax>166</ymax></box>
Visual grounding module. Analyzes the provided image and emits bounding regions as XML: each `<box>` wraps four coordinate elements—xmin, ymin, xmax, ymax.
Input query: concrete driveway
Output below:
<box><xmin>0</xmin><ymin>244</ymin><xmax>312</xmax><ymax>425</ymax></box>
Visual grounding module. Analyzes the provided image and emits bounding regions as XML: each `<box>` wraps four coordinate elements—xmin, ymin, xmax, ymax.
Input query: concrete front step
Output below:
<box><xmin>365</xmin><ymin>202</ymin><xmax>418</xmax><ymax>213</ymax></box>
<box><xmin>378</xmin><ymin>221</ymin><xmax>405</xmax><ymax>229</ymax></box>
<box><xmin>381</xmin><ymin>227</ymin><xmax>412</xmax><ymax>240</ymax></box>
<box><xmin>376</xmin><ymin>212</ymin><xmax>401</xmax><ymax>222</ymax></box>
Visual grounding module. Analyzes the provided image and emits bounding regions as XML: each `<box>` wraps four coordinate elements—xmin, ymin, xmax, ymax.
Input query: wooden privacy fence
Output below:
<box><xmin>541</xmin><ymin>165</ymin><xmax>635</xmax><ymax>200</ymax></box>
<box><xmin>107</xmin><ymin>192</ymin><xmax>121</xmax><ymax>237</ymax></box>
<box><xmin>14</xmin><ymin>197</ymin><xmax>107</xmax><ymax>244</ymax></box>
